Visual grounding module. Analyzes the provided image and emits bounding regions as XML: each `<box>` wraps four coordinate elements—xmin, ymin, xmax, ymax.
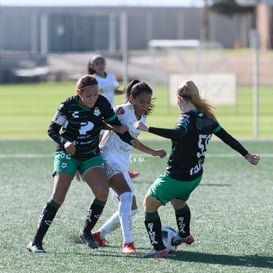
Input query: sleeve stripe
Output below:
<box><xmin>213</xmin><ymin>125</ymin><xmax>222</xmax><ymax>133</ymax></box>
<box><xmin>105</xmin><ymin>114</ymin><xmax>117</xmax><ymax>122</ymax></box>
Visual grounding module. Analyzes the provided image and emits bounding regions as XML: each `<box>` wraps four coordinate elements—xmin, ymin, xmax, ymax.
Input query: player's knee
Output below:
<box><xmin>95</xmin><ymin>187</ymin><xmax>109</xmax><ymax>202</ymax></box>
<box><xmin>119</xmin><ymin>192</ymin><xmax>133</xmax><ymax>214</ymax></box>
<box><xmin>119</xmin><ymin>191</ymin><xmax>133</xmax><ymax>203</ymax></box>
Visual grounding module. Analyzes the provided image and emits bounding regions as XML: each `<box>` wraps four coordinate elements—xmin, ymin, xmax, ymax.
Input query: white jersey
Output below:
<box><xmin>99</xmin><ymin>102</ymin><xmax>146</xmax><ymax>173</ymax></box>
<box><xmin>93</xmin><ymin>72</ymin><xmax>119</xmax><ymax>107</ymax></box>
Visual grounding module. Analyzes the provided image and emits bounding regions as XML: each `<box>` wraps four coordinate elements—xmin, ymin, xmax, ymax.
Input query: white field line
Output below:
<box><xmin>0</xmin><ymin>153</ymin><xmax>272</xmax><ymax>158</ymax></box>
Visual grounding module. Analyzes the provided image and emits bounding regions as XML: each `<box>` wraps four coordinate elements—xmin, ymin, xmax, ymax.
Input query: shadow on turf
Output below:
<box><xmin>69</xmin><ymin>235</ymin><xmax>272</xmax><ymax>269</ymax></box>
<box><xmin>169</xmin><ymin>251</ymin><xmax>273</xmax><ymax>269</ymax></box>
<box><xmin>49</xmin><ymin>247</ymin><xmax>273</xmax><ymax>269</ymax></box>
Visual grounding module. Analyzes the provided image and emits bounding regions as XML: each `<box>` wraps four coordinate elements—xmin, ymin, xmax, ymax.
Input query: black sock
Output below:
<box><xmin>33</xmin><ymin>200</ymin><xmax>60</xmax><ymax>244</ymax></box>
<box><xmin>144</xmin><ymin>212</ymin><xmax>165</xmax><ymax>251</ymax></box>
<box><xmin>83</xmin><ymin>199</ymin><xmax>106</xmax><ymax>233</ymax></box>
<box><xmin>175</xmin><ymin>204</ymin><xmax>191</xmax><ymax>238</ymax></box>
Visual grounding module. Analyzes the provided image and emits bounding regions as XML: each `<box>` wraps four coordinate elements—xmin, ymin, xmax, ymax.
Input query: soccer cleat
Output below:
<box><xmin>128</xmin><ymin>171</ymin><xmax>139</xmax><ymax>179</ymax></box>
<box><xmin>142</xmin><ymin>248</ymin><xmax>168</xmax><ymax>258</ymax></box>
<box><xmin>122</xmin><ymin>242</ymin><xmax>136</xmax><ymax>254</ymax></box>
<box><xmin>27</xmin><ymin>241</ymin><xmax>45</xmax><ymax>253</ymax></box>
<box><xmin>92</xmin><ymin>231</ymin><xmax>109</xmax><ymax>247</ymax></box>
<box><xmin>171</xmin><ymin>234</ymin><xmax>195</xmax><ymax>246</ymax></box>
<box><xmin>79</xmin><ymin>229</ymin><xmax>99</xmax><ymax>249</ymax></box>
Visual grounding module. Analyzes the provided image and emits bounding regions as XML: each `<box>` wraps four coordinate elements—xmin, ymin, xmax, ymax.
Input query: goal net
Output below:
<box><xmin>148</xmin><ymin>39</ymin><xmax>237</xmax><ymax>106</ymax></box>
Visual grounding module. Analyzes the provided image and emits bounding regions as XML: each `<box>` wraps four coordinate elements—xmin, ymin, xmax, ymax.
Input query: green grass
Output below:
<box><xmin>0</xmin><ymin>82</ymin><xmax>272</xmax><ymax>139</ymax></box>
<box><xmin>0</xmin><ymin>81</ymin><xmax>272</xmax><ymax>272</ymax></box>
<box><xmin>0</xmin><ymin>139</ymin><xmax>272</xmax><ymax>273</ymax></box>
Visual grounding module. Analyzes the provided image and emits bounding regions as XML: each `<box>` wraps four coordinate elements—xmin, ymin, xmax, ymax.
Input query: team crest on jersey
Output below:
<box><xmin>60</xmin><ymin>161</ymin><xmax>68</xmax><ymax>169</ymax></box>
<box><xmin>116</xmin><ymin>107</ymin><xmax>125</xmax><ymax>115</ymax></box>
<box><xmin>93</xmin><ymin>107</ymin><xmax>101</xmax><ymax>116</ymax></box>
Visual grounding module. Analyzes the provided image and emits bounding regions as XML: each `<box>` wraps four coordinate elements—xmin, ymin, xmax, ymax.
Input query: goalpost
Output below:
<box><xmin>148</xmin><ymin>39</ymin><xmax>237</xmax><ymax>107</ymax></box>
<box><xmin>149</xmin><ymin>39</ymin><xmax>201</xmax><ymax>85</ymax></box>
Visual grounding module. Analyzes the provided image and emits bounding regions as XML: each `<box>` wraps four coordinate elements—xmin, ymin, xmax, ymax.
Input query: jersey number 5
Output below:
<box><xmin>197</xmin><ymin>134</ymin><xmax>211</xmax><ymax>158</ymax></box>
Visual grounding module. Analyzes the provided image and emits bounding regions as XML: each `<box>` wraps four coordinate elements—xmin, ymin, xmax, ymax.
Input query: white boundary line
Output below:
<box><xmin>0</xmin><ymin>153</ymin><xmax>272</xmax><ymax>158</ymax></box>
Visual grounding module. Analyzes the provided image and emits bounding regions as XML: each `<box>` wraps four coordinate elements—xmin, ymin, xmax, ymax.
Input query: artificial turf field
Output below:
<box><xmin>0</xmin><ymin>82</ymin><xmax>272</xmax><ymax>272</ymax></box>
<box><xmin>0</xmin><ymin>139</ymin><xmax>272</xmax><ymax>273</ymax></box>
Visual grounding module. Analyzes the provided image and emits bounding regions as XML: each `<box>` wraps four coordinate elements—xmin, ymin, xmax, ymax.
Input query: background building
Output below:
<box><xmin>0</xmin><ymin>2</ymin><xmax>272</xmax><ymax>84</ymax></box>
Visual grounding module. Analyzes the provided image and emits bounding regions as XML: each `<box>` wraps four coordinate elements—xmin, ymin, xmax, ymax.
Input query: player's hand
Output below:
<box><xmin>153</xmin><ymin>149</ymin><xmax>167</xmax><ymax>158</ymax></box>
<box><xmin>245</xmin><ymin>153</ymin><xmax>260</xmax><ymax>165</ymax></box>
<box><xmin>134</xmin><ymin>121</ymin><xmax>148</xmax><ymax>131</ymax></box>
<box><xmin>64</xmin><ymin>141</ymin><xmax>76</xmax><ymax>155</ymax></box>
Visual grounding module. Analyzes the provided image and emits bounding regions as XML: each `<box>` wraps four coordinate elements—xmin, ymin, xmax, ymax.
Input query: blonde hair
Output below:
<box><xmin>177</xmin><ymin>80</ymin><xmax>217</xmax><ymax>121</ymax></box>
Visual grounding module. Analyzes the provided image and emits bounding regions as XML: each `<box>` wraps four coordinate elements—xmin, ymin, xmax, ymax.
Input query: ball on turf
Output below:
<box><xmin>161</xmin><ymin>226</ymin><xmax>177</xmax><ymax>253</ymax></box>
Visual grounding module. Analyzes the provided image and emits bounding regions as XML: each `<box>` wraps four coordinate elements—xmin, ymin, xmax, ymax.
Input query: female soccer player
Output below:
<box><xmin>135</xmin><ymin>80</ymin><xmax>260</xmax><ymax>258</ymax></box>
<box><xmin>87</xmin><ymin>54</ymin><xmax>123</xmax><ymax>107</ymax></box>
<box><xmin>87</xmin><ymin>54</ymin><xmax>139</xmax><ymax>179</ymax></box>
<box><xmin>27</xmin><ymin>74</ymin><xmax>135</xmax><ymax>253</ymax></box>
<box><xmin>93</xmin><ymin>80</ymin><xmax>166</xmax><ymax>254</ymax></box>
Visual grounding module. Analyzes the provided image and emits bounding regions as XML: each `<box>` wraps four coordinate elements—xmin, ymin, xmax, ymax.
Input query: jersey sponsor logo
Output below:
<box><xmin>72</xmin><ymin>111</ymin><xmax>79</xmax><ymax>118</ymax></box>
<box><xmin>79</xmin><ymin>121</ymin><xmax>94</xmax><ymax>135</ymax></box>
<box><xmin>190</xmin><ymin>162</ymin><xmax>202</xmax><ymax>176</ymax></box>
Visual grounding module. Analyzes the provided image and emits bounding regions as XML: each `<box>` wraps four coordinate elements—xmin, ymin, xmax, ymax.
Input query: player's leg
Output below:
<box><xmin>170</xmin><ymin>176</ymin><xmax>202</xmax><ymax>246</ymax></box>
<box><xmin>27</xmin><ymin>151</ymin><xmax>75</xmax><ymax>253</ymax></box>
<box><xmin>109</xmin><ymin>173</ymin><xmax>135</xmax><ymax>253</ymax></box>
<box><xmin>142</xmin><ymin>193</ymin><xmax>168</xmax><ymax>258</ymax></box>
<box><xmin>94</xmin><ymin>193</ymin><xmax>138</xmax><ymax>247</ymax></box>
<box><xmin>80</xmin><ymin>164</ymin><xmax>109</xmax><ymax>248</ymax></box>
<box><xmin>170</xmin><ymin>199</ymin><xmax>194</xmax><ymax>245</ymax></box>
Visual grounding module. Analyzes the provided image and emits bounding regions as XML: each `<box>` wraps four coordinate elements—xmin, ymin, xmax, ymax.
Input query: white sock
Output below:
<box><xmin>99</xmin><ymin>211</ymin><xmax>120</xmax><ymax>239</ymax></box>
<box><xmin>118</xmin><ymin>192</ymin><xmax>133</xmax><ymax>243</ymax></box>
<box><xmin>99</xmin><ymin>193</ymin><xmax>135</xmax><ymax>241</ymax></box>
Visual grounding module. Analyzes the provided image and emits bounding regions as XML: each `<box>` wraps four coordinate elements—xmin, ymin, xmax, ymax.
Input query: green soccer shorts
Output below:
<box><xmin>53</xmin><ymin>151</ymin><xmax>103</xmax><ymax>177</ymax></box>
<box><xmin>149</xmin><ymin>173</ymin><xmax>202</xmax><ymax>205</ymax></box>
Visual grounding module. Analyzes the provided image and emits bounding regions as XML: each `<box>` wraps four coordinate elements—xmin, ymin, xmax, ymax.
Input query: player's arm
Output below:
<box><xmin>101</xmin><ymin>96</ymin><xmax>136</xmax><ymax>145</ymax></box>
<box><xmin>106</xmin><ymin>116</ymin><xmax>136</xmax><ymax>146</ymax></box>
<box><xmin>133</xmin><ymin>139</ymin><xmax>167</xmax><ymax>158</ymax></box>
<box><xmin>135</xmin><ymin>121</ymin><xmax>187</xmax><ymax>141</ymax></box>
<box><xmin>102</xmin><ymin>121</ymin><xmax>128</xmax><ymax>134</ymax></box>
<box><xmin>48</xmin><ymin>122</ymin><xmax>66</xmax><ymax>148</ymax></box>
<box><xmin>48</xmin><ymin>108</ymin><xmax>70</xmax><ymax>151</ymax></box>
<box><xmin>214</xmin><ymin>127</ymin><xmax>260</xmax><ymax>165</ymax></box>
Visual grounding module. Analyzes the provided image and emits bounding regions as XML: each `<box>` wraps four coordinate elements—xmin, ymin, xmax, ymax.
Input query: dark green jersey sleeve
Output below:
<box><xmin>47</xmin><ymin>122</ymin><xmax>66</xmax><ymax>149</ymax></box>
<box><xmin>214</xmin><ymin>127</ymin><xmax>249</xmax><ymax>157</ymax></box>
<box><xmin>148</xmin><ymin>126</ymin><xmax>187</xmax><ymax>141</ymax></box>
